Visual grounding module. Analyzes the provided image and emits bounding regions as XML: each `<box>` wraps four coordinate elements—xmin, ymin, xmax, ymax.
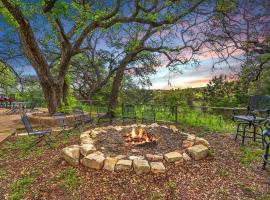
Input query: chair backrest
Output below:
<box><xmin>52</xmin><ymin>112</ymin><xmax>69</xmax><ymax>127</ymax></box>
<box><xmin>20</xmin><ymin>113</ymin><xmax>33</xmax><ymax>134</ymax></box>
<box><xmin>248</xmin><ymin>95</ymin><xmax>270</xmax><ymax>112</ymax></box>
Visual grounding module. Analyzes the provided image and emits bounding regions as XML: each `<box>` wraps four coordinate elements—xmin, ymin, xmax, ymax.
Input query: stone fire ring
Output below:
<box><xmin>61</xmin><ymin>123</ymin><xmax>210</xmax><ymax>174</ymax></box>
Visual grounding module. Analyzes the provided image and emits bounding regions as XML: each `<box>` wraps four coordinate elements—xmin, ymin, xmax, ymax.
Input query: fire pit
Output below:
<box><xmin>62</xmin><ymin>123</ymin><xmax>211</xmax><ymax>175</ymax></box>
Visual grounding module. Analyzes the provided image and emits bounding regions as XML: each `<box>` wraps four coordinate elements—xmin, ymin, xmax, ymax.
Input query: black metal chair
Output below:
<box><xmin>122</xmin><ymin>104</ymin><xmax>136</xmax><ymax>123</ymax></box>
<box><xmin>142</xmin><ymin>105</ymin><xmax>156</xmax><ymax>123</ymax></box>
<box><xmin>262</xmin><ymin>119</ymin><xmax>270</xmax><ymax>185</ymax></box>
<box><xmin>20</xmin><ymin>113</ymin><xmax>52</xmax><ymax>148</ymax></box>
<box><xmin>72</xmin><ymin>107</ymin><xmax>92</xmax><ymax>125</ymax></box>
<box><xmin>233</xmin><ymin>95</ymin><xmax>270</xmax><ymax>145</ymax></box>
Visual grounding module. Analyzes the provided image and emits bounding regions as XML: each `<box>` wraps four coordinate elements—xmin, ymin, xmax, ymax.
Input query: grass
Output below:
<box><xmin>146</xmin><ymin>192</ymin><xmax>163</xmax><ymax>200</ymax></box>
<box><xmin>0</xmin><ymin>168</ymin><xmax>6</xmax><ymax>180</ymax></box>
<box><xmin>216</xmin><ymin>187</ymin><xmax>229</xmax><ymax>196</ymax></box>
<box><xmin>0</xmin><ymin>150</ymin><xmax>7</xmax><ymax>159</ymax></box>
<box><xmin>164</xmin><ymin>180</ymin><xmax>177</xmax><ymax>200</ymax></box>
<box><xmin>238</xmin><ymin>146</ymin><xmax>264</xmax><ymax>166</ymax></box>
<box><xmin>51</xmin><ymin>168</ymin><xmax>81</xmax><ymax>191</ymax></box>
<box><xmin>81</xmin><ymin>103</ymin><xmax>235</xmax><ymax>133</ymax></box>
<box><xmin>4</xmin><ymin>136</ymin><xmax>33</xmax><ymax>150</ymax></box>
<box><xmin>215</xmin><ymin>167</ymin><xmax>230</xmax><ymax>177</ymax></box>
<box><xmin>8</xmin><ymin>174</ymin><xmax>35</xmax><ymax>200</ymax></box>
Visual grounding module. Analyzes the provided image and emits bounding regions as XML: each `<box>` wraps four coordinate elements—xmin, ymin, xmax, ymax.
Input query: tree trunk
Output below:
<box><xmin>107</xmin><ymin>53</ymin><xmax>135</xmax><ymax>117</ymax></box>
<box><xmin>39</xmin><ymin>78</ymin><xmax>66</xmax><ymax>114</ymax></box>
<box><xmin>107</xmin><ymin>66</ymin><xmax>126</xmax><ymax>117</ymax></box>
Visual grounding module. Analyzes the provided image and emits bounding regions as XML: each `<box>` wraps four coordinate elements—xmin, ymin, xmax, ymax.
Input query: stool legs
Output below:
<box><xmin>235</xmin><ymin>122</ymin><xmax>262</xmax><ymax>145</ymax></box>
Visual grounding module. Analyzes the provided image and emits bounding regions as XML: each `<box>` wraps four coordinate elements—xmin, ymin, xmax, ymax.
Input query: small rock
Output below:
<box><xmin>183</xmin><ymin>153</ymin><xmax>191</xmax><ymax>161</ymax></box>
<box><xmin>133</xmin><ymin>160</ymin><xmax>150</xmax><ymax>175</ymax></box>
<box><xmin>182</xmin><ymin>140</ymin><xmax>194</xmax><ymax>149</ymax></box>
<box><xmin>103</xmin><ymin>157</ymin><xmax>118</xmax><ymax>172</ymax></box>
<box><xmin>128</xmin><ymin>155</ymin><xmax>144</xmax><ymax>160</ymax></box>
<box><xmin>80</xmin><ymin>143</ymin><xmax>96</xmax><ymax>156</ymax></box>
<box><xmin>145</xmin><ymin>154</ymin><xmax>163</xmax><ymax>161</ymax></box>
<box><xmin>187</xmin><ymin>145</ymin><xmax>209</xmax><ymax>160</ymax></box>
<box><xmin>195</xmin><ymin>137</ymin><xmax>210</xmax><ymax>148</ymax></box>
<box><xmin>101</xmin><ymin>147</ymin><xmax>105</xmax><ymax>150</ymax></box>
<box><xmin>61</xmin><ymin>145</ymin><xmax>80</xmax><ymax>166</ymax></box>
<box><xmin>81</xmin><ymin>151</ymin><xmax>105</xmax><ymax>170</ymax></box>
<box><xmin>164</xmin><ymin>152</ymin><xmax>183</xmax><ymax>163</ymax></box>
<box><xmin>150</xmin><ymin>162</ymin><xmax>166</xmax><ymax>173</ymax></box>
<box><xmin>115</xmin><ymin>160</ymin><xmax>133</xmax><ymax>172</ymax></box>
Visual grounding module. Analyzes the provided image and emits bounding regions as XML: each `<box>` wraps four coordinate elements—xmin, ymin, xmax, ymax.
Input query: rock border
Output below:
<box><xmin>62</xmin><ymin>123</ymin><xmax>210</xmax><ymax>174</ymax></box>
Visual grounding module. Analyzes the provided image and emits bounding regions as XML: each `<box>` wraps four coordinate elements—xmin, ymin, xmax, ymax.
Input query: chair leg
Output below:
<box><xmin>242</xmin><ymin>124</ymin><xmax>247</xmax><ymax>145</ymax></box>
<box><xmin>29</xmin><ymin>136</ymin><xmax>44</xmax><ymax>149</ymax></box>
<box><xmin>235</xmin><ymin>123</ymin><xmax>241</xmax><ymax>141</ymax></box>
<box><xmin>44</xmin><ymin>136</ymin><xmax>52</xmax><ymax>148</ymax></box>
<box><xmin>253</xmin><ymin>124</ymin><xmax>257</xmax><ymax>142</ymax></box>
<box><xmin>263</xmin><ymin>145</ymin><xmax>269</xmax><ymax>169</ymax></box>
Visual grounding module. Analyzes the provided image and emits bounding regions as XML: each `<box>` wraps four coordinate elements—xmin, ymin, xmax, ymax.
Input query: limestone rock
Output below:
<box><xmin>182</xmin><ymin>140</ymin><xmax>194</xmax><ymax>149</ymax></box>
<box><xmin>195</xmin><ymin>137</ymin><xmax>210</xmax><ymax>148</ymax></box>
<box><xmin>145</xmin><ymin>154</ymin><xmax>163</xmax><ymax>161</ymax></box>
<box><xmin>183</xmin><ymin>152</ymin><xmax>191</xmax><ymax>161</ymax></box>
<box><xmin>187</xmin><ymin>144</ymin><xmax>209</xmax><ymax>160</ymax></box>
<box><xmin>149</xmin><ymin>123</ymin><xmax>159</xmax><ymax>128</ymax></box>
<box><xmin>80</xmin><ymin>132</ymin><xmax>90</xmax><ymax>140</ymax></box>
<box><xmin>114</xmin><ymin>155</ymin><xmax>126</xmax><ymax>160</ymax></box>
<box><xmin>186</xmin><ymin>134</ymin><xmax>196</xmax><ymax>142</ymax></box>
<box><xmin>81</xmin><ymin>138</ymin><xmax>94</xmax><ymax>144</ymax></box>
<box><xmin>150</xmin><ymin>162</ymin><xmax>166</xmax><ymax>173</ymax></box>
<box><xmin>61</xmin><ymin>145</ymin><xmax>80</xmax><ymax>166</ymax></box>
<box><xmin>94</xmin><ymin>128</ymin><xmax>106</xmax><ymax>134</ymax></box>
<box><xmin>81</xmin><ymin>151</ymin><xmax>105</xmax><ymax>170</ymax></box>
<box><xmin>164</xmin><ymin>151</ymin><xmax>183</xmax><ymax>163</ymax></box>
<box><xmin>131</xmin><ymin>149</ymin><xmax>140</xmax><ymax>153</ymax></box>
<box><xmin>128</xmin><ymin>155</ymin><xmax>144</xmax><ymax>160</ymax></box>
<box><xmin>103</xmin><ymin>157</ymin><xmax>118</xmax><ymax>172</ymax></box>
<box><xmin>169</xmin><ymin>125</ymin><xmax>178</xmax><ymax>133</ymax></box>
<box><xmin>80</xmin><ymin>132</ymin><xmax>93</xmax><ymax>144</ymax></box>
<box><xmin>80</xmin><ymin>143</ymin><xmax>96</xmax><ymax>156</ymax></box>
<box><xmin>80</xmin><ymin>131</ymin><xmax>91</xmax><ymax>138</ymax></box>
<box><xmin>91</xmin><ymin>130</ymin><xmax>98</xmax><ymax>138</ymax></box>
<box><xmin>133</xmin><ymin>160</ymin><xmax>150</xmax><ymax>175</ymax></box>
<box><xmin>115</xmin><ymin>160</ymin><xmax>133</xmax><ymax>172</ymax></box>
<box><xmin>114</xmin><ymin>126</ymin><xmax>123</xmax><ymax>131</ymax></box>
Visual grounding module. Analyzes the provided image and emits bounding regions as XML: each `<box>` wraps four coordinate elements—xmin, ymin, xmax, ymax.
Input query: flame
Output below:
<box><xmin>125</xmin><ymin>127</ymin><xmax>158</xmax><ymax>145</ymax></box>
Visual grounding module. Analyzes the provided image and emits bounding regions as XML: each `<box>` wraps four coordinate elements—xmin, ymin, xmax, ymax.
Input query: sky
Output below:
<box><xmin>148</xmin><ymin>56</ymin><xmax>240</xmax><ymax>90</ymax></box>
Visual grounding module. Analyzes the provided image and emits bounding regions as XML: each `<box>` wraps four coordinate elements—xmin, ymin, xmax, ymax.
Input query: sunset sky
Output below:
<box><xmin>149</xmin><ymin>54</ymin><xmax>241</xmax><ymax>90</ymax></box>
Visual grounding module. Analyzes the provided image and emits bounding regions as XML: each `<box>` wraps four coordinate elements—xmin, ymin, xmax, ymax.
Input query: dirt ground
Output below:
<box><xmin>0</xmin><ymin>109</ymin><xmax>22</xmax><ymax>142</ymax></box>
<box><xmin>0</xmin><ymin>123</ymin><xmax>270</xmax><ymax>200</ymax></box>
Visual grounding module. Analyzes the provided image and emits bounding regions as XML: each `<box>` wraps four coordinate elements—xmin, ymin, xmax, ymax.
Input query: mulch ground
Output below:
<box><xmin>0</xmin><ymin>124</ymin><xmax>270</xmax><ymax>200</ymax></box>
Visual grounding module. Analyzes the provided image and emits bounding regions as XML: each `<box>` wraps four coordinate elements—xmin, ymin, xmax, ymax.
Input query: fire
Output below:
<box><xmin>124</xmin><ymin>127</ymin><xmax>158</xmax><ymax>145</ymax></box>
